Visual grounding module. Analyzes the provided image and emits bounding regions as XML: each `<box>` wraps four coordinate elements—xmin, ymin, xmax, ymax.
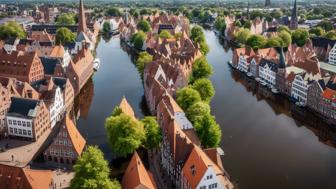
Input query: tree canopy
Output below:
<box><xmin>190</xmin><ymin>25</ymin><xmax>209</xmax><ymax>55</ymax></box>
<box><xmin>102</xmin><ymin>22</ymin><xmax>111</xmax><ymax>33</ymax></box>
<box><xmin>214</xmin><ymin>16</ymin><xmax>226</xmax><ymax>35</ymax></box>
<box><xmin>159</xmin><ymin>30</ymin><xmax>173</xmax><ymax>39</ymax></box>
<box><xmin>0</xmin><ymin>21</ymin><xmax>26</xmax><ymax>40</ymax></box>
<box><xmin>176</xmin><ymin>87</ymin><xmax>202</xmax><ymax>111</ymax></box>
<box><xmin>278</xmin><ymin>31</ymin><xmax>292</xmax><ymax>47</ymax></box>
<box><xmin>131</xmin><ymin>31</ymin><xmax>147</xmax><ymax>50</ymax></box>
<box><xmin>55</xmin><ymin>27</ymin><xmax>75</xmax><ymax>45</ymax></box>
<box><xmin>71</xmin><ymin>146</ymin><xmax>120</xmax><ymax>189</ymax></box>
<box><xmin>309</xmin><ymin>27</ymin><xmax>325</xmax><ymax>37</ymax></box>
<box><xmin>317</xmin><ymin>19</ymin><xmax>333</xmax><ymax>32</ymax></box>
<box><xmin>194</xmin><ymin>114</ymin><xmax>221</xmax><ymax>148</ymax></box>
<box><xmin>234</xmin><ymin>28</ymin><xmax>251</xmax><ymax>45</ymax></box>
<box><xmin>292</xmin><ymin>29</ymin><xmax>309</xmax><ymax>47</ymax></box>
<box><xmin>324</xmin><ymin>30</ymin><xmax>336</xmax><ymax>40</ymax></box>
<box><xmin>106</xmin><ymin>7</ymin><xmax>122</xmax><ymax>17</ymax></box>
<box><xmin>56</xmin><ymin>13</ymin><xmax>76</xmax><ymax>25</ymax></box>
<box><xmin>186</xmin><ymin>101</ymin><xmax>211</xmax><ymax>124</ymax></box>
<box><xmin>105</xmin><ymin>113</ymin><xmax>145</xmax><ymax>156</ymax></box>
<box><xmin>192</xmin><ymin>78</ymin><xmax>215</xmax><ymax>103</ymax></box>
<box><xmin>141</xmin><ymin>116</ymin><xmax>162</xmax><ymax>150</ymax></box>
<box><xmin>137</xmin><ymin>19</ymin><xmax>151</xmax><ymax>32</ymax></box>
<box><xmin>191</xmin><ymin>57</ymin><xmax>213</xmax><ymax>82</ymax></box>
<box><xmin>246</xmin><ymin>35</ymin><xmax>266</xmax><ymax>50</ymax></box>
<box><xmin>136</xmin><ymin>52</ymin><xmax>153</xmax><ymax>78</ymax></box>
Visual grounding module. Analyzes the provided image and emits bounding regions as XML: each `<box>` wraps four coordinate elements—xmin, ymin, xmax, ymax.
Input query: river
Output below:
<box><xmin>76</xmin><ymin>31</ymin><xmax>336</xmax><ymax>189</ymax></box>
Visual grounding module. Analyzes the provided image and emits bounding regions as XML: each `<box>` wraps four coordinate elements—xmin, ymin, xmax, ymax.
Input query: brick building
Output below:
<box><xmin>0</xmin><ymin>50</ymin><xmax>44</xmax><ymax>83</ymax></box>
<box><xmin>44</xmin><ymin>116</ymin><xmax>86</xmax><ymax>165</ymax></box>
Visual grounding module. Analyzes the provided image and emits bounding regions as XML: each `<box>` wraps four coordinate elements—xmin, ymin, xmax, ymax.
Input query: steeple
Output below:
<box><xmin>278</xmin><ymin>47</ymin><xmax>286</xmax><ymax>69</ymax></box>
<box><xmin>265</xmin><ymin>0</ymin><xmax>271</xmax><ymax>8</ymax></box>
<box><xmin>289</xmin><ymin>0</ymin><xmax>298</xmax><ymax>29</ymax></box>
<box><xmin>78</xmin><ymin>0</ymin><xmax>87</xmax><ymax>33</ymax></box>
<box><xmin>247</xmin><ymin>0</ymin><xmax>250</xmax><ymax>20</ymax></box>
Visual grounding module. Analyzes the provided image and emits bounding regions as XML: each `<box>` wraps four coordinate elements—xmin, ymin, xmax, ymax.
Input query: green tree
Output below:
<box><xmin>159</xmin><ymin>30</ymin><xmax>173</xmax><ymax>39</ymax></box>
<box><xmin>270</xmin><ymin>10</ymin><xmax>283</xmax><ymax>19</ymax></box>
<box><xmin>137</xmin><ymin>19</ymin><xmax>151</xmax><ymax>32</ymax></box>
<box><xmin>111</xmin><ymin>106</ymin><xmax>122</xmax><ymax>116</ymax></box>
<box><xmin>176</xmin><ymin>87</ymin><xmax>202</xmax><ymax>111</ymax></box>
<box><xmin>250</xmin><ymin>10</ymin><xmax>264</xmax><ymax>20</ymax></box>
<box><xmin>190</xmin><ymin>25</ymin><xmax>205</xmax><ymax>44</ymax></box>
<box><xmin>309</xmin><ymin>27</ymin><xmax>325</xmax><ymax>37</ymax></box>
<box><xmin>317</xmin><ymin>19</ymin><xmax>333</xmax><ymax>32</ymax></box>
<box><xmin>105</xmin><ymin>114</ymin><xmax>145</xmax><ymax>156</ymax></box>
<box><xmin>265</xmin><ymin>37</ymin><xmax>282</xmax><ymax>48</ymax></box>
<box><xmin>278</xmin><ymin>31</ymin><xmax>292</xmax><ymax>47</ymax></box>
<box><xmin>234</xmin><ymin>28</ymin><xmax>251</xmax><ymax>45</ymax></box>
<box><xmin>191</xmin><ymin>57</ymin><xmax>213</xmax><ymax>81</ymax></box>
<box><xmin>141</xmin><ymin>117</ymin><xmax>162</xmax><ymax>150</ymax></box>
<box><xmin>55</xmin><ymin>27</ymin><xmax>75</xmax><ymax>45</ymax></box>
<box><xmin>243</xmin><ymin>20</ymin><xmax>252</xmax><ymax>29</ymax></box>
<box><xmin>324</xmin><ymin>30</ymin><xmax>336</xmax><ymax>40</ymax></box>
<box><xmin>106</xmin><ymin>7</ymin><xmax>122</xmax><ymax>17</ymax></box>
<box><xmin>0</xmin><ymin>21</ymin><xmax>26</xmax><ymax>40</ymax></box>
<box><xmin>174</xmin><ymin>32</ymin><xmax>182</xmax><ymax>40</ymax></box>
<box><xmin>292</xmin><ymin>29</ymin><xmax>309</xmax><ymax>47</ymax></box>
<box><xmin>136</xmin><ymin>52</ymin><xmax>153</xmax><ymax>78</ymax></box>
<box><xmin>234</xmin><ymin>20</ymin><xmax>242</xmax><ymax>27</ymax></box>
<box><xmin>186</xmin><ymin>101</ymin><xmax>211</xmax><ymax>123</ymax></box>
<box><xmin>71</xmin><ymin>146</ymin><xmax>120</xmax><ymax>189</ymax></box>
<box><xmin>102</xmin><ymin>22</ymin><xmax>111</xmax><ymax>33</ymax></box>
<box><xmin>56</xmin><ymin>13</ymin><xmax>76</xmax><ymax>25</ymax></box>
<box><xmin>199</xmin><ymin>40</ymin><xmax>210</xmax><ymax>55</ymax></box>
<box><xmin>194</xmin><ymin>114</ymin><xmax>221</xmax><ymax>148</ymax></box>
<box><xmin>192</xmin><ymin>78</ymin><xmax>215</xmax><ymax>103</ymax></box>
<box><xmin>246</xmin><ymin>35</ymin><xmax>266</xmax><ymax>49</ymax></box>
<box><xmin>214</xmin><ymin>16</ymin><xmax>226</xmax><ymax>33</ymax></box>
<box><xmin>277</xmin><ymin>25</ymin><xmax>291</xmax><ymax>34</ymax></box>
<box><xmin>131</xmin><ymin>31</ymin><xmax>147</xmax><ymax>50</ymax></box>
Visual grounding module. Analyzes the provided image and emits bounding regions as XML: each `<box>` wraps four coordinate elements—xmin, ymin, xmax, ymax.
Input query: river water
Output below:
<box><xmin>76</xmin><ymin>31</ymin><xmax>336</xmax><ymax>189</ymax></box>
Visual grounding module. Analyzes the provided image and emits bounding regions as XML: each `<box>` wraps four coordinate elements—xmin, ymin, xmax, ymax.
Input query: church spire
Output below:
<box><xmin>247</xmin><ymin>0</ymin><xmax>250</xmax><ymax>20</ymax></box>
<box><xmin>78</xmin><ymin>0</ymin><xmax>87</xmax><ymax>33</ymax></box>
<box><xmin>289</xmin><ymin>0</ymin><xmax>298</xmax><ymax>29</ymax></box>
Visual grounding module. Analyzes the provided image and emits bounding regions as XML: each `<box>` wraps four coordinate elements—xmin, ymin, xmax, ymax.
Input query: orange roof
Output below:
<box><xmin>182</xmin><ymin>145</ymin><xmax>232</xmax><ymax>189</ymax></box>
<box><xmin>323</xmin><ymin>88</ymin><xmax>336</xmax><ymax>100</ymax></box>
<box><xmin>119</xmin><ymin>97</ymin><xmax>136</xmax><ymax>119</ymax></box>
<box><xmin>0</xmin><ymin>164</ymin><xmax>53</xmax><ymax>189</ymax></box>
<box><xmin>122</xmin><ymin>152</ymin><xmax>156</xmax><ymax>189</ymax></box>
<box><xmin>22</xmin><ymin>168</ymin><xmax>54</xmax><ymax>189</ymax></box>
<box><xmin>65</xmin><ymin>116</ymin><xmax>86</xmax><ymax>155</ymax></box>
<box><xmin>50</xmin><ymin>45</ymin><xmax>65</xmax><ymax>58</ymax></box>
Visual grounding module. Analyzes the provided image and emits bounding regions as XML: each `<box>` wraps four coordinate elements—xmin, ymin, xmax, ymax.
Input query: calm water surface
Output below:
<box><xmin>77</xmin><ymin>31</ymin><xmax>336</xmax><ymax>189</ymax></box>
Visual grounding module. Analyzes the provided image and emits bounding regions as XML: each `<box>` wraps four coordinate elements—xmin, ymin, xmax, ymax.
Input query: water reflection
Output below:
<box><xmin>229</xmin><ymin>67</ymin><xmax>336</xmax><ymax>147</ymax></box>
<box><xmin>74</xmin><ymin>78</ymin><xmax>94</xmax><ymax>120</ymax></box>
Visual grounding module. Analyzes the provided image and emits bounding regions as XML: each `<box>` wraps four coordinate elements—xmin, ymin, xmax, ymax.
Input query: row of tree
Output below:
<box><xmin>104</xmin><ymin>105</ymin><xmax>162</xmax><ymax>157</ymax></box>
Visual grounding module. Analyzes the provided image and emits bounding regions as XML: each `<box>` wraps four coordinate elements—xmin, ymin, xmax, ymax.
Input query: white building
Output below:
<box><xmin>328</xmin><ymin>43</ymin><xmax>336</xmax><ymax>65</ymax></box>
<box><xmin>291</xmin><ymin>72</ymin><xmax>321</xmax><ymax>105</ymax></box>
<box><xmin>259</xmin><ymin>59</ymin><xmax>278</xmax><ymax>86</ymax></box>
<box><xmin>47</xmin><ymin>87</ymin><xmax>64</xmax><ymax>128</ymax></box>
<box><xmin>237</xmin><ymin>55</ymin><xmax>249</xmax><ymax>72</ymax></box>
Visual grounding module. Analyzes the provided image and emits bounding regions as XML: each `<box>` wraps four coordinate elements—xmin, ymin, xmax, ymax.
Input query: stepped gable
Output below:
<box><xmin>122</xmin><ymin>152</ymin><xmax>157</xmax><ymax>189</ymax></box>
<box><xmin>119</xmin><ymin>97</ymin><xmax>136</xmax><ymax>119</ymax></box>
<box><xmin>0</xmin><ymin>164</ymin><xmax>53</xmax><ymax>189</ymax></box>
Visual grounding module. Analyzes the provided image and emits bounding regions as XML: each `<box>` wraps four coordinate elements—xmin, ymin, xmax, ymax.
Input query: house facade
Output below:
<box><xmin>328</xmin><ymin>43</ymin><xmax>336</xmax><ymax>65</ymax></box>
<box><xmin>6</xmin><ymin>97</ymin><xmax>50</xmax><ymax>141</ymax></box>
<box><xmin>44</xmin><ymin>116</ymin><xmax>86</xmax><ymax>165</ymax></box>
<box><xmin>259</xmin><ymin>59</ymin><xmax>278</xmax><ymax>86</ymax></box>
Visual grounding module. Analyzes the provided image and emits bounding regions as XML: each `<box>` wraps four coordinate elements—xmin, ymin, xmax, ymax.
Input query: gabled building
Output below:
<box><xmin>259</xmin><ymin>58</ymin><xmax>278</xmax><ymax>86</ymax></box>
<box><xmin>122</xmin><ymin>152</ymin><xmax>157</xmax><ymax>189</ymax></box>
<box><xmin>6</xmin><ymin>97</ymin><xmax>50</xmax><ymax>141</ymax></box>
<box><xmin>44</xmin><ymin>116</ymin><xmax>86</xmax><ymax>165</ymax></box>
<box><xmin>0</xmin><ymin>164</ymin><xmax>54</xmax><ymax>189</ymax></box>
<box><xmin>3</xmin><ymin>37</ymin><xmax>19</xmax><ymax>54</ymax></box>
<box><xmin>0</xmin><ymin>77</ymin><xmax>19</xmax><ymax>138</ymax></box>
<box><xmin>52</xmin><ymin>77</ymin><xmax>74</xmax><ymax>112</ymax></box>
<box><xmin>119</xmin><ymin>97</ymin><xmax>136</xmax><ymax>119</ymax></box>
<box><xmin>0</xmin><ymin>50</ymin><xmax>44</xmax><ymax>83</ymax></box>
<box><xmin>181</xmin><ymin>145</ymin><xmax>234</xmax><ymax>189</ymax></box>
<box><xmin>40</xmin><ymin>57</ymin><xmax>66</xmax><ymax>77</ymax></box>
<box><xmin>66</xmin><ymin>47</ymin><xmax>93</xmax><ymax>95</ymax></box>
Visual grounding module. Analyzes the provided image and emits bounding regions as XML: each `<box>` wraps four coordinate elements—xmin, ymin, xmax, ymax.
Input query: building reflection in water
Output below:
<box><xmin>229</xmin><ymin>67</ymin><xmax>336</xmax><ymax>147</ymax></box>
<box><xmin>73</xmin><ymin>77</ymin><xmax>94</xmax><ymax>120</ymax></box>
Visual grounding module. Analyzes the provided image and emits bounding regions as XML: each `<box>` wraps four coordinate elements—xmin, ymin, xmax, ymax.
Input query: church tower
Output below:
<box><xmin>276</xmin><ymin>47</ymin><xmax>288</xmax><ymax>94</ymax></box>
<box><xmin>78</xmin><ymin>0</ymin><xmax>87</xmax><ymax>33</ymax></box>
<box><xmin>289</xmin><ymin>0</ymin><xmax>298</xmax><ymax>29</ymax></box>
<box><xmin>265</xmin><ymin>0</ymin><xmax>271</xmax><ymax>8</ymax></box>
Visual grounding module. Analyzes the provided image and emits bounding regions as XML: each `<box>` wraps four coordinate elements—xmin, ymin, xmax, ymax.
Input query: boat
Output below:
<box><xmin>227</xmin><ymin>61</ymin><xmax>233</xmax><ymax>67</ymax></box>
<box><xmin>255</xmin><ymin>77</ymin><xmax>260</xmax><ymax>82</ymax></box>
<box><xmin>260</xmin><ymin>81</ymin><xmax>267</xmax><ymax>86</ymax></box>
<box><xmin>267</xmin><ymin>84</ymin><xmax>273</xmax><ymax>89</ymax></box>
<box><xmin>93</xmin><ymin>58</ymin><xmax>100</xmax><ymax>71</ymax></box>
<box><xmin>295</xmin><ymin>101</ymin><xmax>306</xmax><ymax>107</ymax></box>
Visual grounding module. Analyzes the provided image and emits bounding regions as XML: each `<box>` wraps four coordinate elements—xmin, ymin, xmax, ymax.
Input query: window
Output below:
<box><xmin>23</xmin><ymin>130</ymin><xmax>27</xmax><ymax>135</ymax></box>
<box><xmin>10</xmin><ymin>128</ymin><xmax>13</xmax><ymax>133</ymax></box>
<box><xmin>28</xmin><ymin>131</ymin><xmax>32</xmax><ymax>136</ymax></box>
<box><xmin>14</xmin><ymin>128</ymin><xmax>17</xmax><ymax>134</ymax></box>
<box><xmin>18</xmin><ymin>129</ymin><xmax>22</xmax><ymax>135</ymax></box>
<box><xmin>200</xmin><ymin>186</ymin><xmax>206</xmax><ymax>189</ymax></box>
<box><xmin>27</xmin><ymin>122</ymin><xmax>31</xmax><ymax>127</ymax></box>
<box><xmin>8</xmin><ymin>120</ymin><xmax>12</xmax><ymax>124</ymax></box>
<box><xmin>190</xmin><ymin>165</ymin><xmax>196</xmax><ymax>176</ymax></box>
<box><xmin>18</xmin><ymin>121</ymin><xmax>21</xmax><ymax>126</ymax></box>
<box><xmin>207</xmin><ymin>175</ymin><xmax>213</xmax><ymax>180</ymax></box>
<box><xmin>13</xmin><ymin>120</ymin><xmax>17</xmax><ymax>125</ymax></box>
